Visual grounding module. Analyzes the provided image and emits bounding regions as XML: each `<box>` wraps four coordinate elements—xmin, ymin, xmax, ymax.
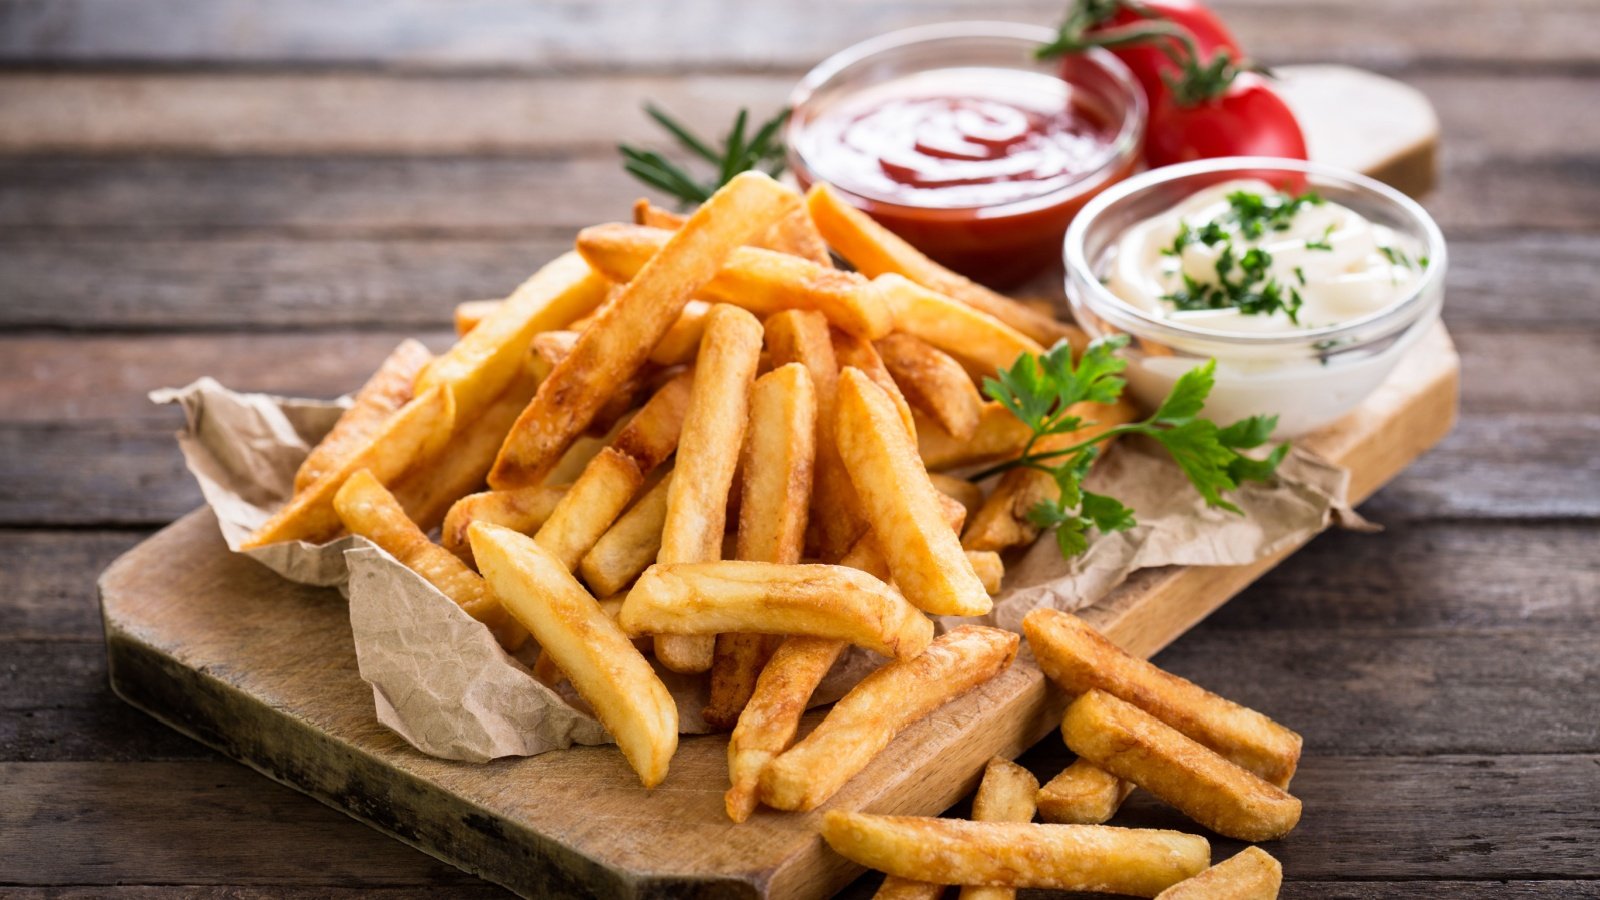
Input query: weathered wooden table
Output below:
<box><xmin>3</xmin><ymin>2</ymin><xmax>1597</xmax><ymax>897</ymax></box>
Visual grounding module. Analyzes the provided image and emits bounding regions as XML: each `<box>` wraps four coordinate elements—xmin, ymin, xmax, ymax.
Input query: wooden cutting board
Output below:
<box><xmin>101</xmin><ymin>65</ymin><xmax>1451</xmax><ymax>900</ymax></box>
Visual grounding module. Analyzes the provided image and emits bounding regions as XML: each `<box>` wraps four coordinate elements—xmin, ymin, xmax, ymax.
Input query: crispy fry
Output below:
<box><xmin>295</xmin><ymin>339</ymin><xmax>433</xmax><ymax>493</ymax></box>
<box><xmin>530</xmin><ymin>594</ymin><xmax>635</xmax><ymax>689</ymax></box>
<box><xmin>621</xmin><ymin>562</ymin><xmax>932</xmax><ymax>660</ymax></box>
<box><xmin>821</xmin><ymin>812</ymin><xmax>1208</xmax><ymax>895</ymax></box>
<box><xmin>877</xmin><ymin>333</ymin><xmax>982</xmax><ymax>440</ymax></box>
<box><xmin>469</xmin><ymin>522</ymin><xmax>677</xmax><ymax>788</ymax></box>
<box><xmin>1155</xmin><ymin>846</ymin><xmax>1282</xmax><ymax>900</ymax></box>
<box><xmin>764</xmin><ymin>309</ymin><xmax>864</xmax><ymax>561</ymax></box>
<box><xmin>544</xmin><ymin>429</ymin><xmax>615</xmax><ymax>487</ymax></box>
<box><xmin>579</xmin><ymin>471</ymin><xmax>673</xmax><ymax>596</ymax></box>
<box><xmin>958</xmin><ymin>757</ymin><xmax>1043</xmax><ymax>900</ymax></box>
<box><xmin>452</xmin><ymin>299</ymin><xmax>500</xmax><ymax>336</ymax></box>
<box><xmin>1037</xmin><ymin>758</ymin><xmax>1135</xmax><ymax>825</ymax></box>
<box><xmin>441</xmin><ymin>485</ymin><xmax>566</xmax><ymax>566</ymax></box>
<box><xmin>916</xmin><ymin>403</ymin><xmax>1033</xmax><ymax>472</ymax></box>
<box><xmin>963</xmin><ymin>398</ymin><xmax>1139</xmax><ymax>551</ymax></box>
<box><xmin>928</xmin><ymin>472</ymin><xmax>983</xmax><ymax>519</ymax></box>
<box><xmin>334</xmin><ymin>469</ymin><xmax>526</xmax><ymax>649</ymax></box>
<box><xmin>633</xmin><ymin>197</ymin><xmax>688</xmax><ymax>230</ymax></box>
<box><xmin>576</xmin><ymin>223</ymin><xmax>891</xmax><ymax>339</ymax></box>
<box><xmin>650</xmin><ymin>300</ymin><xmax>711</xmax><ymax>366</ymax></box>
<box><xmin>637</xmin><ymin>196</ymin><xmax>830</xmax><ymax>266</ymax></box>
<box><xmin>706</xmin><ymin>363</ymin><xmax>818</xmax><ymax>730</ymax></box>
<box><xmin>872</xmin><ymin>274</ymin><xmax>1045</xmax><ymax>379</ymax></box>
<box><xmin>833</xmin><ymin>331</ymin><xmax>916</xmax><ymax>441</ymax></box>
<box><xmin>418</xmin><ymin>251</ymin><xmax>609</xmax><ymax>426</ymax></box>
<box><xmin>490</xmin><ymin>172</ymin><xmax>796</xmax><ymax>489</ymax></box>
<box><xmin>724</xmin><ymin>634</ymin><xmax>845</xmax><ymax>822</ymax></box>
<box><xmin>655</xmin><ymin>304</ymin><xmax>764</xmax><ymax>672</ymax></box>
<box><xmin>837</xmin><ymin>491</ymin><xmax>966</xmax><ymax>581</ymax></box>
<box><xmin>806</xmin><ymin>183</ymin><xmax>1085</xmax><ymax>350</ymax></box>
<box><xmin>965</xmin><ymin>550</ymin><xmax>1004</xmax><ymax>595</ymax></box>
<box><xmin>759</xmin><ymin>626</ymin><xmax>1018</xmax><ymax>811</ymax></box>
<box><xmin>1023</xmin><ymin>609</ymin><xmax>1303</xmax><ymax>788</ymax></box>
<box><xmin>836</xmin><ymin>368</ymin><xmax>991</xmax><ymax>617</ymax></box>
<box><xmin>871</xmin><ymin>878</ymin><xmax>944</xmax><ymax>900</ymax></box>
<box><xmin>244</xmin><ymin>386</ymin><xmax>455</xmax><ymax>548</ymax></box>
<box><xmin>527</xmin><ymin>330</ymin><xmax>579</xmax><ymax>380</ymax></box>
<box><xmin>1063</xmin><ymin>690</ymin><xmax>1302</xmax><ymax>842</ymax></box>
<box><xmin>527</xmin><ymin>328</ymin><xmax>651</xmax><ymax>436</ymax></box>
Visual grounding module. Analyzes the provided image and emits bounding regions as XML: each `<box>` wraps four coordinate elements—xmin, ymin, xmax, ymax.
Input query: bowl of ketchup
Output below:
<box><xmin>788</xmin><ymin>22</ymin><xmax>1145</xmax><ymax>288</ymax></box>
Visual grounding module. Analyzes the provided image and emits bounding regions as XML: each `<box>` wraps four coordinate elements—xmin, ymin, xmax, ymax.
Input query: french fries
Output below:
<box><xmin>833</xmin><ymin>330</ymin><xmax>916</xmax><ymax>440</ymax></box>
<box><xmin>650</xmin><ymin>300</ymin><xmax>711</xmax><ymax>366</ymax></box>
<box><xmin>490</xmin><ymin>171</ymin><xmax>796</xmax><ymax>489</ymax></box>
<box><xmin>876</xmin><ymin>333</ymin><xmax>982</xmax><ymax>441</ymax></box>
<box><xmin>334</xmin><ymin>469</ymin><xmax>526</xmax><ymax>649</ymax></box>
<box><xmin>243</xmin><ymin>385</ymin><xmax>456</xmax><ymax>549</ymax></box>
<box><xmin>822</xmin><ymin>812</ymin><xmax>1209</xmax><ymax>895</ymax></box>
<box><xmin>927</xmin><ymin>472</ymin><xmax>983</xmax><ymax>520</ymax></box>
<box><xmin>965</xmin><ymin>550</ymin><xmax>1005</xmax><ymax>596</ymax></box>
<box><xmin>1023</xmin><ymin>609</ymin><xmax>1303</xmax><ymax>788</ymax></box>
<box><xmin>871</xmin><ymin>879</ymin><xmax>943</xmax><ymax>900</ymax></box>
<box><xmin>806</xmin><ymin>183</ymin><xmax>1085</xmax><ymax>350</ymax></box>
<box><xmin>636</xmin><ymin>196</ymin><xmax>832</xmax><ymax>266</ymax></box>
<box><xmin>1155</xmin><ymin>846</ymin><xmax>1282</xmax><ymax>900</ymax></box>
<box><xmin>655</xmin><ymin>304</ymin><xmax>764</xmax><ymax>672</ymax></box>
<box><xmin>579</xmin><ymin>471</ymin><xmax>673</xmax><ymax>597</ymax></box>
<box><xmin>759</xmin><ymin>626</ymin><xmax>1018</xmax><ymax>811</ymax></box>
<box><xmin>441</xmin><ymin>484</ymin><xmax>565</xmax><ymax>567</ymax></box>
<box><xmin>1036</xmin><ymin>758</ymin><xmax>1135</xmax><ymax>825</ymax></box>
<box><xmin>957</xmin><ymin>758</ymin><xmax>1043</xmax><ymax>900</ymax></box>
<box><xmin>576</xmin><ymin>223</ymin><xmax>892</xmax><ymax>339</ymax></box>
<box><xmin>836</xmin><ymin>368</ymin><xmax>991</xmax><ymax>617</ymax></box>
<box><xmin>295</xmin><ymin>339</ymin><xmax>432</xmax><ymax>493</ymax></box>
<box><xmin>469</xmin><ymin>522</ymin><xmax>677</xmax><ymax>788</ymax></box>
<box><xmin>872</xmin><ymin>274</ymin><xmax>1044</xmax><ymax>379</ymax></box>
<box><xmin>453</xmin><ymin>299</ymin><xmax>500</xmax><ymax>336</ymax></box>
<box><xmin>1063</xmin><ymin>690</ymin><xmax>1302</xmax><ymax>842</ymax></box>
<box><xmin>724</xmin><ymin>634</ymin><xmax>845</xmax><ymax>822</ymax></box>
<box><xmin>916</xmin><ymin>403</ymin><xmax>1032</xmax><ymax>472</ymax></box>
<box><xmin>963</xmin><ymin>399</ymin><xmax>1139</xmax><ymax>551</ymax></box>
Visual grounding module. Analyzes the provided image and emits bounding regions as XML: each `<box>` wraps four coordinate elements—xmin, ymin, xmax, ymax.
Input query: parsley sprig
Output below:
<box><xmin>618</xmin><ymin>104</ymin><xmax>790</xmax><ymax>207</ymax></box>
<box><xmin>976</xmin><ymin>335</ymin><xmax>1288</xmax><ymax>558</ymax></box>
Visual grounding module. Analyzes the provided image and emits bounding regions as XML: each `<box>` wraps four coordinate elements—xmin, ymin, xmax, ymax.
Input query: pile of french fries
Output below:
<box><xmin>238</xmin><ymin>170</ymin><xmax>1304</xmax><ymax>897</ymax></box>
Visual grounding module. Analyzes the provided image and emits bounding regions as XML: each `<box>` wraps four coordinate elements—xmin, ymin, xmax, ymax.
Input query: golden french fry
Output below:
<box><xmin>706</xmin><ymin>363</ymin><xmax>818</xmax><ymax>730</ymax></box>
<box><xmin>633</xmin><ymin>197</ymin><xmax>688</xmax><ymax>230</ymax></box>
<box><xmin>441</xmin><ymin>484</ymin><xmax>565</xmax><ymax>567</ymax></box>
<box><xmin>965</xmin><ymin>550</ymin><xmax>1004</xmax><ymax>596</ymax></box>
<box><xmin>1063</xmin><ymin>690</ymin><xmax>1302</xmax><ymax>842</ymax></box>
<box><xmin>296</xmin><ymin>339</ymin><xmax>432</xmax><ymax>494</ymax></box>
<box><xmin>543</xmin><ymin>428</ymin><xmax>616</xmax><ymax>487</ymax></box>
<box><xmin>576</xmin><ymin>223</ymin><xmax>892</xmax><ymax>339</ymax></box>
<box><xmin>334</xmin><ymin>469</ymin><xmax>526</xmax><ymax>649</ymax></box>
<box><xmin>655</xmin><ymin>304</ymin><xmax>764</xmax><ymax>672</ymax></box>
<box><xmin>833</xmin><ymin>331</ymin><xmax>916</xmax><ymax>441</ymax></box>
<box><xmin>837</xmin><ymin>491</ymin><xmax>967</xmax><ymax>582</ymax></box>
<box><xmin>491</xmin><ymin>172</ymin><xmax>796</xmax><ymax>489</ymax></box>
<box><xmin>469</xmin><ymin>522</ymin><xmax>677</xmax><ymax>788</ymax></box>
<box><xmin>871</xmin><ymin>878</ymin><xmax>944</xmax><ymax>900</ymax></box>
<box><xmin>244</xmin><ymin>386</ymin><xmax>455</xmax><ymax>549</ymax></box>
<box><xmin>963</xmin><ymin>399</ymin><xmax>1139</xmax><ymax>551</ymax></box>
<box><xmin>876</xmin><ymin>333</ymin><xmax>982</xmax><ymax>441</ymax></box>
<box><xmin>531</xmin><ymin>594</ymin><xmax>636</xmax><ymax>689</ymax></box>
<box><xmin>916</xmin><ymin>403</ymin><xmax>1032</xmax><ymax>472</ymax></box>
<box><xmin>650</xmin><ymin>300</ymin><xmax>711</xmax><ymax>366</ymax></box>
<box><xmin>835</xmin><ymin>368</ymin><xmax>990</xmax><ymax>617</ymax></box>
<box><xmin>527</xmin><ymin>330</ymin><xmax>580</xmax><ymax>380</ymax></box>
<box><xmin>764</xmin><ymin>309</ymin><xmax>864</xmax><ymax>562</ymax></box>
<box><xmin>873</xmin><ymin>274</ymin><xmax>1045</xmax><ymax>380</ymax></box>
<box><xmin>1155</xmin><ymin>846</ymin><xmax>1282</xmax><ymax>900</ymax></box>
<box><xmin>527</xmin><ymin>327</ymin><xmax>652</xmax><ymax>437</ymax></box>
<box><xmin>806</xmin><ymin>183</ymin><xmax>1085</xmax><ymax>350</ymax></box>
<box><xmin>958</xmin><ymin>757</ymin><xmax>1043</xmax><ymax>900</ymax></box>
<box><xmin>1023</xmin><ymin>609</ymin><xmax>1303</xmax><ymax>788</ymax></box>
<box><xmin>724</xmin><ymin>635</ymin><xmax>845</xmax><ymax>822</ymax></box>
<box><xmin>579</xmin><ymin>470</ymin><xmax>673</xmax><ymax>597</ymax></box>
<box><xmin>418</xmin><ymin>251</ymin><xmax>609</xmax><ymax>425</ymax></box>
<box><xmin>621</xmin><ymin>562</ymin><xmax>933</xmax><ymax>660</ymax></box>
<box><xmin>821</xmin><ymin>811</ymin><xmax>1208</xmax><ymax>895</ymax></box>
<box><xmin>637</xmin><ymin>196</ymin><xmax>830</xmax><ymax>267</ymax></box>
<box><xmin>452</xmin><ymin>298</ymin><xmax>500</xmax><ymax>336</ymax></box>
<box><xmin>759</xmin><ymin>625</ymin><xmax>1018</xmax><ymax>811</ymax></box>
<box><xmin>928</xmin><ymin>472</ymin><xmax>983</xmax><ymax>519</ymax></box>
<box><xmin>1037</xmin><ymin>758</ymin><xmax>1135</xmax><ymax>825</ymax></box>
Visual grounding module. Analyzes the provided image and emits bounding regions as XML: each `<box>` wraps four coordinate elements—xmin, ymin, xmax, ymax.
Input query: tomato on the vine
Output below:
<box><xmin>1144</xmin><ymin>72</ymin><xmax>1307</xmax><ymax>167</ymax></box>
<box><xmin>1087</xmin><ymin>0</ymin><xmax>1243</xmax><ymax>107</ymax></box>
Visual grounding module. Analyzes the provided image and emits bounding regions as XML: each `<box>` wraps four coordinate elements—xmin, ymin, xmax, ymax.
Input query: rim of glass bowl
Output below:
<box><xmin>1063</xmin><ymin>156</ymin><xmax>1448</xmax><ymax>347</ymax></box>
<box><xmin>785</xmin><ymin>21</ymin><xmax>1146</xmax><ymax>213</ymax></box>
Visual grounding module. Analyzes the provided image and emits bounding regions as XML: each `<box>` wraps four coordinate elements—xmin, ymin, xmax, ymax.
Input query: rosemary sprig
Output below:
<box><xmin>618</xmin><ymin>104</ymin><xmax>791</xmax><ymax>207</ymax></box>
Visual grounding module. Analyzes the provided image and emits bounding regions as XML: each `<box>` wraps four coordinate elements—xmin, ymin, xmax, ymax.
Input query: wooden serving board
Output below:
<box><xmin>101</xmin><ymin>66</ymin><xmax>1451</xmax><ymax>900</ymax></box>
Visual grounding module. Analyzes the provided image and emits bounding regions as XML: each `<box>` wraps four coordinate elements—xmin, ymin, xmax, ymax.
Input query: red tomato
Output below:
<box><xmin>1143</xmin><ymin>72</ymin><xmax>1308</xmax><ymax>167</ymax></box>
<box><xmin>1087</xmin><ymin>0</ymin><xmax>1243</xmax><ymax>107</ymax></box>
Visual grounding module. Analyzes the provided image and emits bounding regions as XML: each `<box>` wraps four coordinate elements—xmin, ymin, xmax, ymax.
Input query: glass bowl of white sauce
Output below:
<box><xmin>1064</xmin><ymin>157</ymin><xmax>1446</xmax><ymax>437</ymax></box>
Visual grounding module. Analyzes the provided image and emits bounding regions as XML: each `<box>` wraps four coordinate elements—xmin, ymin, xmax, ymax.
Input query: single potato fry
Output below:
<box><xmin>877</xmin><ymin>333</ymin><xmax>982</xmax><ymax>441</ymax></box>
<box><xmin>334</xmin><ymin>469</ymin><xmax>527</xmax><ymax>649</ymax></box>
<box><xmin>656</xmin><ymin>304</ymin><xmax>764</xmax><ymax>672</ymax></box>
<box><xmin>633</xmin><ymin>197</ymin><xmax>688</xmax><ymax>230</ymax></box>
<box><xmin>527</xmin><ymin>330</ymin><xmax>580</xmax><ymax>380</ymax></box>
<box><xmin>1063</xmin><ymin>690</ymin><xmax>1302</xmax><ymax>842</ymax></box>
<box><xmin>871</xmin><ymin>878</ymin><xmax>944</xmax><ymax>900</ymax></box>
<box><xmin>959</xmin><ymin>757</ymin><xmax>1043</xmax><ymax>900</ymax></box>
<box><xmin>576</xmin><ymin>223</ymin><xmax>892</xmax><ymax>339</ymax></box>
<box><xmin>491</xmin><ymin>171</ymin><xmax>796</xmax><ymax>489</ymax></box>
<box><xmin>295</xmin><ymin>339</ymin><xmax>432</xmax><ymax>493</ymax></box>
<box><xmin>833</xmin><ymin>331</ymin><xmax>916</xmax><ymax>441</ymax></box>
<box><xmin>244</xmin><ymin>386</ymin><xmax>455</xmax><ymax>549</ymax></box>
<box><xmin>916</xmin><ymin>403</ymin><xmax>1032</xmax><ymax>472</ymax></box>
<box><xmin>1023</xmin><ymin>609</ymin><xmax>1303</xmax><ymax>788</ymax></box>
<box><xmin>579</xmin><ymin>471</ymin><xmax>673</xmax><ymax>596</ymax></box>
<box><xmin>469</xmin><ymin>522</ymin><xmax>677</xmax><ymax>788</ymax></box>
<box><xmin>965</xmin><ymin>550</ymin><xmax>1005</xmax><ymax>596</ymax></box>
<box><xmin>835</xmin><ymin>368</ymin><xmax>991</xmax><ymax>617</ymax></box>
<box><xmin>417</xmin><ymin>251</ymin><xmax>610</xmax><ymax>425</ymax></box>
<box><xmin>637</xmin><ymin>196</ymin><xmax>831</xmax><ymax>266</ymax></box>
<box><xmin>620</xmin><ymin>562</ymin><xmax>933</xmax><ymax>660</ymax></box>
<box><xmin>441</xmin><ymin>484</ymin><xmax>566</xmax><ymax>567</ymax></box>
<box><xmin>1037</xmin><ymin>758</ymin><xmax>1135</xmax><ymax>825</ymax></box>
<box><xmin>928</xmin><ymin>473</ymin><xmax>983</xmax><ymax>520</ymax></box>
<box><xmin>724</xmin><ymin>635</ymin><xmax>845</xmax><ymax>822</ymax></box>
<box><xmin>650</xmin><ymin>300</ymin><xmax>711</xmax><ymax>366</ymax></box>
<box><xmin>759</xmin><ymin>625</ymin><xmax>1018</xmax><ymax>811</ymax></box>
<box><xmin>837</xmin><ymin>491</ymin><xmax>967</xmax><ymax>582</ymax></box>
<box><xmin>821</xmin><ymin>812</ymin><xmax>1209</xmax><ymax>895</ymax></box>
<box><xmin>963</xmin><ymin>399</ymin><xmax>1139</xmax><ymax>551</ymax></box>
<box><xmin>452</xmin><ymin>298</ymin><xmax>500</xmax><ymax>336</ymax></box>
<box><xmin>806</xmin><ymin>183</ymin><xmax>1085</xmax><ymax>350</ymax></box>
<box><xmin>1155</xmin><ymin>846</ymin><xmax>1282</xmax><ymax>900</ymax></box>
<box><xmin>872</xmin><ymin>274</ymin><xmax>1045</xmax><ymax>379</ymax></box>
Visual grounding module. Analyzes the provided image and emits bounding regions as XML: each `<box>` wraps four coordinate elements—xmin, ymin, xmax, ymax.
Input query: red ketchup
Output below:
<box><xmin>793</xmin><ymin>67</ymin><xmax>1137</xmax><ymax>287</ymax></box>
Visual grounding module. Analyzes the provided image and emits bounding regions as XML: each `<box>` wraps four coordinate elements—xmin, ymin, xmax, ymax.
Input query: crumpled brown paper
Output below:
<box><xmin>154</xmin><ymin>376</ymin><xmax>1358</xmax><ymax>763</ymax></box>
